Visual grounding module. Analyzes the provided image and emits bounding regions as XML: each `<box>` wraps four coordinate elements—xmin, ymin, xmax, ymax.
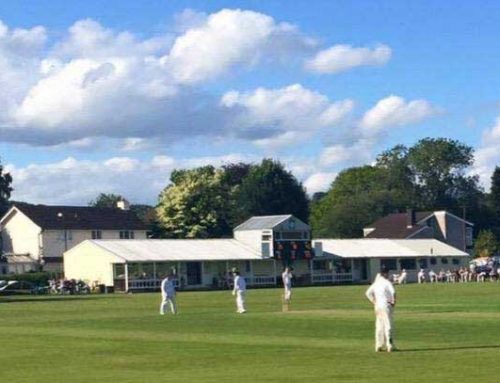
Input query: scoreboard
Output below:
<box><xmin>273</xmin><ymin>240</ymin><xmax>314</xmax><ymax>264</ymax></box>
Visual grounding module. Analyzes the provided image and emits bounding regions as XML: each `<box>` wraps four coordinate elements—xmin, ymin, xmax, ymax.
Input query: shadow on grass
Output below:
<box><xmin>0</xmin><ymin>295</ymin><xmax>103</xmax><ymax>303</ymax></box>
<box><xmin>399</xmin><ymin>345</ymin><xmax>500</xmax><ymax>352</ymax></box>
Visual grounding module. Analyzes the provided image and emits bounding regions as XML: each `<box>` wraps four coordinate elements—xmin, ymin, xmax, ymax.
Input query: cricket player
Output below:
<box><xmin>365</xmin><ymin>267</ymin><xmax>396</xmax><ymax>352</ymax></box>
<box><xmin>160</xmin><ymin>273</ymin><xmax>177</xmax><ymax>315</ymax></box>
<box><xmin>232</xmin><ymin>269</ymin><xmax>247</xmax><ymax>313</ymax></box>
<box><xmin>282</xmin><ymin>267</ymin><xmax>293</xmax><ymax>303</ymax></box>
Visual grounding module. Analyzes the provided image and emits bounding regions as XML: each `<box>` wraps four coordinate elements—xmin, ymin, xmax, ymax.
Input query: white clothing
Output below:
<box><xmin>160</xmin><ymin>277</ymin><xmax>177</xmax><ymax>315</ymax></box>
<box><xmin>417</xmin><ymin>270</ymin><xmax>425</xmax><ymax>283</ymax></box>
<box><xmin>366</xmin><ymin>275</ymin><xmax>396</xmax><ymax>351</ymax></box>
<box><xmin>398</xmin><ymin>271</ymin><xmax>407</xmax><ymax>284</ymax></box>
<box><xmin>233</xmin><ymin>275</ymin><xmax>247</xmax><ymax>313</ymax></box>
<box><xmin>282</xmin><ymin>271</ymin><xmax>292</xmax><ymax>302</ymax></box>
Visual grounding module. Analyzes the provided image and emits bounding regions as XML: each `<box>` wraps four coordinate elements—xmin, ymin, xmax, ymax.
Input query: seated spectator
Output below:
<box><xmin>429</xmin><ymin>269</ymin><xmax>437</xmax><ymax>283</ymax></box>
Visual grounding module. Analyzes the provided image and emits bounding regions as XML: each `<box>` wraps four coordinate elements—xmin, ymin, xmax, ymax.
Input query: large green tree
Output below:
<box><xmin>310</xmin><ymin>166</ymin><xmax>407</xmax><ymax>238</ymax></box>
<box><xmin>235</xmin><ymin>159</ymin><xmax>309</xmax><ymax>223</ymax></box>
<box><xmin>407</xmin><ymin>137</ymin><xmax>477</xmax><ymax>209</ymax></box>
<box><xmin>156</xmin><ymin>166</ymin><xmax>232</xmax><ymax>238</ymax></box>
<box><xmin>0</xmin><ymin>160</ymin><xmax>13</xmax><ymax>216</ymax></box>
<box><xmin>473</xmin><ymin>229</ymin><xmax>499</xmax><ymax>258</ymax></box>
<box><xmin>311</xmin><ymin>138</ymin><xmax>484</xmax><ymax>238</ymax></box>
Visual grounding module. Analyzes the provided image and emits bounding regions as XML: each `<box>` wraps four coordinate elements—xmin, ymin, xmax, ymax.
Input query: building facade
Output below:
<box><xmin>0</xmin><ymin>202</ymin><xmax>148</xmax><ymax>274</ymax></box>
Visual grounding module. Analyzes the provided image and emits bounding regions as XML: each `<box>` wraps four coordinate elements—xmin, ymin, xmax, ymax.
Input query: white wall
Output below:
<box><xmin>234</xmin><ymin>230</ymin><xmax>264</xmax><ymax>253</ymax></box>
<box><xmin>64</xmin><ymin>242</ymin><xmax>118</xmax><ymax>286</ymax></box>
<box><xmin>1</xmin><ymin>209</ymin><xmax>41</xmax><ymax>259</ymax></box>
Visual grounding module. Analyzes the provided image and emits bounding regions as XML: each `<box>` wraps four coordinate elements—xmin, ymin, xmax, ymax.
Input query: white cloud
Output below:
<box><xmin>319</xmin><ymin>139</ymin><xmax>375</xmax><ymax>167</ymax></box>
<box><xmin>305</xmin><ymin>44</ymin><xmax>391</xmax><ymax>74</ymax></box>
<box><xmin>6</xmin><ymin>154</ymin><xmax>259</xmax><ymax>205</ymax></box>
<box><xmin>163</xmin><ymin>9</ymin><xmax>314</xmax><ymax>84</ymax></box>
<box><xmin>304</xmin><ymin>172</ymin><xmax>337</xmax><ymax>194</ymax></box>
<box><xmin>221</xmin><ymin>84</ymin><xmax>354</xmax><ymax>147</ymax></box>
<box><xmin>471</xmin><ymin>116</ymin><xmax>500</xmax><ymax>190</ymax></box>
<box><xmin>359</xmin><ymin>95</ymin><xmax>438</xmax><ymax>135</ymax></box>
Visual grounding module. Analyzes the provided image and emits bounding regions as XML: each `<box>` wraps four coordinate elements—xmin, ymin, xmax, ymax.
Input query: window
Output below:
<box><xmin>245</xmin><ymin>261</ymin><xmax>251</xmax><ymax>273</ymax></box>
<box><xmin>418</xmin><ymin>258</ymin><xmax>428</xmax><ymax>269</ymax></box>
<box><xmin>380</xmin><ymin>258</ymin><xmax>397</xmax><ymax>270</ymax></box>
<box><xmin>91</xmin><ymin>230</ymin><xmax>102</xmax><ymax>240</ymax></box>
<box><xmin>441</xmin><ymin>257</ymin><xmax>449</xmax><ymax>264</ymax></box>
<box><xmin>261</xmin><ymin>243</ymin><xmax>270</xmax><ymax>257</ymax></box>
<box><xmin>262</xmin><ymin>234</ymin><xmax>272</xmax><ymax>241</ymax></box>
<box><xmin>430</xmin><ymin>258</ymin><xmax>437</xmax><ymax>265</ymax></box>
<box><xmin>313</xmin><ymin>260</ymin><xmax>330</xmax><ymax>271</ymax></box>
<box><xmin>119</xmin><ymin>230</ymin><xmax>135</xmax><ymax>239</ymax></box>
<box><xmin>452</xmin><ymin>258</ymin><xmax>460</xmax><ymax>265</ymax></box>
<box><xmin>400</xmin><ymin>258</ymin><xmax>416</xmax><ymax>270</ymax></box>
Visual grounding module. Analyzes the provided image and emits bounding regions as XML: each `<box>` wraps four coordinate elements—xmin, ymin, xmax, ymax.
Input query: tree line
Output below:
<box><xmin>2</xmin><ymin>137</ymin><xmax>500</xmax><ymax>256</ymax></box>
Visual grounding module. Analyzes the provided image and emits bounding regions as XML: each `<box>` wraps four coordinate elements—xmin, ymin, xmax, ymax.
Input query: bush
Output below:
<box><xmin>2</xmin><ymin>272</ymin><xmax>54</xmax><ymax>285</ymax></box>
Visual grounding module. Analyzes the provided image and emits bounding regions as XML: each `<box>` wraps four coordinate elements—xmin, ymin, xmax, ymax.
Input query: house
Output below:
<box><xmin>0</xmin><ymin>201</ymin><xmax>148</xmax><ymax>274</ymax></box>
<box><xmin>64</xmin><ymin>214</ymin><xmax>314</xmax><ymax>291</ymax></box>
<box><xmin>63</xmin><ymin>214</ymin><xmax>469</xmax><ymax>290</ymax></box>
<box><xmin>363</xmin><ymin>209</ymin><xmax>474</xmax><ymax>253</ymax></box>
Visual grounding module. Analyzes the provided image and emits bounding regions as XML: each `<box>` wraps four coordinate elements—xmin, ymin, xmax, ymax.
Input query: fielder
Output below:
<box><xmin>282</xmin><ymin>267</ymin><xmax>293</xmax><ymax>303</ymax></box>
<box><xmin>365</xmin><ymin>267</ymin><xmax>396</xmax><ymax>352</ymax></box>
<box><xmin>159</xmin><ymin>272</ymin><xmax>177</xmax><ymax>315</ymax></box>
<box><xmin>232</xmin><ymin>269</ymin><xmax>247</xmax><ymax>313</ymax></box>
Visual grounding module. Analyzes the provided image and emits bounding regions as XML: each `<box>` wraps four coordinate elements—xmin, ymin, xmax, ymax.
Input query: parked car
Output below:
<box><xmin>0</xmin><ymin>280</ymin><xmax>47</xmax><ymax>295</ymax></box>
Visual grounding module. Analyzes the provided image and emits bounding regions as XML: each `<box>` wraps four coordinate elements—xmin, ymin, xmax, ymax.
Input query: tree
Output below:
<box><xmin>235</xmin><ymin>159</ymin><xmax>309</xmax><ymax>223</ymax></box>
<box><xmin>474</xmin><ymin>230</ymin><xmax>499</xmax><ymax>258</ymax></box>
<box><xmin>156</xmin><ymin>166</ymin><xmax>232</xmax><ymax>238</ymax></box>
<box><xmin>130</xmin><ymin>204</ymin><xmax>165</xmax><ymax>238</ymax></box>
<box><xmin>0</xmin><ymin>160</ymin><xmax>13</xmax><ymax>216</ymax></box>
<box><xmin>310</xmin><ymin>166</ymin><xmax>403</xmax><ymax>238</ymax></box>
<box><xmin>407</xmin><ymin>138</ymin><xmax>477</xmax><ymax>209</ymax></box>
<box><xmin>89</xmin><ymin>193</ymin><xmax>123</xmax><ymax>208</ymax></box>
<box><xmin>489</xmin><ymin>167</ymin><xmax>500</xmax><ymax>221</ymax></box>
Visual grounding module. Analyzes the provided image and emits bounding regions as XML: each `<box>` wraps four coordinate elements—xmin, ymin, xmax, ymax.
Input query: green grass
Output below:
<box><xmin>2</xmin><ymin>283</ymin><xmax>500</xmax><ymax>382</ymax></box>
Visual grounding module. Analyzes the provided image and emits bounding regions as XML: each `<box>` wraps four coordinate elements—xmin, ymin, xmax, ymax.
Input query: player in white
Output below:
<box><xmin>365</xmin><ymin>267</ymin><xmax>396</xmax><ymax>352</ymax></box>
<box><xmin>232</xmin><ymin>269</ymin><xmax>247</xmax><ymax>313</ymax></box>
<box><xmin>417</xmin><ymin>269</ymin><xmax>426</xmax><ymax>283</ymax></box>
<box><xmin>159</xmin><ymin>272</ymin><xmax>177</xmax><ymax>315</ymax></box>
<box><xmin>282</xmin><ymin>267</ymin><xmax>293</xmax><ymax>303</ymax></box>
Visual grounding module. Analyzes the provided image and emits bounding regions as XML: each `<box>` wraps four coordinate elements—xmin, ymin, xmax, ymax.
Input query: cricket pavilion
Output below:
<box><xmin>64</xmin><ymin>215</ymin><xmax>469</xmax><ymax>292</ymax></box>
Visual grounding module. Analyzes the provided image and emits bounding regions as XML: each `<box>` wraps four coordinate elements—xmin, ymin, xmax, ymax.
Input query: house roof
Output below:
<box><xmin>365</xmin><ymin>210</ymin><xmax>473</xmax><ymax>239</ymax></box>
<box><xmin>233</xmin><ymin>215</ymin><xmax>292</xmax><ymax>231</ymax></box>
<box><xmin>68</xmin><ymin>239</ymin><xmax>265</xmax><ymax>262</ymax></box>
<box><xmin>364</xmin><ymin>211</ymin><xmax>433</xmax><ymax>239</ymax></box>
<box><xmin>314</xmin><ymin>239</ymin><xmax>469</xmax><ymax>259</ymax></box>
<box><xmin>5</xmin><ymin>203</ymin><xmax>148</xmax><ymax>231</ymax></box>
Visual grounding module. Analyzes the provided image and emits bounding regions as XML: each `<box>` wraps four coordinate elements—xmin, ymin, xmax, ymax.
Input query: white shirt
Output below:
<box><xmin>161</xmin><ymin>277</ymin><xmax>176</xmax><ymax>297</ymax></box>
<box><xmin>233</xmin><ymin>275</ymin><xmax>246</xmax><ymax>292</ymax></box>
<box><xmin>282</xmin><ymin>271</ymin><xmax>292</xmax><ymax>288</ymax></box>
<box><xmin>365</xmin><ymin>275</ymin><xmax>395</xmax><ymax>310</ymax></box>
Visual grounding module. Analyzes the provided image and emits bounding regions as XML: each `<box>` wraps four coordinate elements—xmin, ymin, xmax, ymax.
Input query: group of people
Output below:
<box><xmin>416</xmin><ymin>265</ymin><xmax>500</xmax><ymax>284</ymax></box>
<box><xmin>159</xmin><ymin>266</ymin><xmax>294</xmax><ymax>316</ymax></box>
<box><xmin>48</xmin><ymin>278</ymin><xmax>91</xmax><ymax>295</ymax></box>
<box><xmin>158</xmin><ymin>265</ymin><xmax>394</xmax><ymax>354</ymax></box>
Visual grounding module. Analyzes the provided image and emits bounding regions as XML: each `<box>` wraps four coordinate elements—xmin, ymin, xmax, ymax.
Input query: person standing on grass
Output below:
<box><xmin>160</xmin><ymin>272</ymin><xmax>177</xmax><ymax>315</ymax></box>
<box><xmin>365</xmin><ymin>267</ymin><xmax>396</xmax><ymax>352</ymax></box>
<box><xmin>232</xmin><ymin>269</ymin><xmax>247</xmax><ymax>313</ymax></box>
<box><xmin>282</xmin><ymin>267</ymin><xmax>293</xmax><ymax>304</ymax></box>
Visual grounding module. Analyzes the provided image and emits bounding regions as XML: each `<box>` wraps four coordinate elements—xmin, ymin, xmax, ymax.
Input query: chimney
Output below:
<box><xmin>117</xmin><ymin>198</ymin><xmax>130</xmax><ymax>211</ymax></box>
<box><xmin>406</xmin><ymin>208</ymin><xmax>416</xmax><ymax>228</ymax></box>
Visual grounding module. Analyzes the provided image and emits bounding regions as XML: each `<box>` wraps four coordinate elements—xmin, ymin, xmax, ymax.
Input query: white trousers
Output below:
<box><xmin>375</xmin><ymin>307</ymin><xmax>394</xmax><ymax>350</ymax></box>
<box><xmin>160</xmin><ymin>295</ymin><xmax>177</xmax><ymax>315</ymax></box>
<box><xmin>284</xmin><ymin>286</ymin><xmax>292</xmax><ymax>302</ymax></box>
<box><xmin>235</xmin><ymin>290</ymin><xmax>246</xmax><ymax>312</ymax></box>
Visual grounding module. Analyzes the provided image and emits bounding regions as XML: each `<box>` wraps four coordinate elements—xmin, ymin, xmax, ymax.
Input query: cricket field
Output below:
<box><xmin>1</xmin><ymin>283</ymin><xmax>499</xmax><ymax>382</ymax></box>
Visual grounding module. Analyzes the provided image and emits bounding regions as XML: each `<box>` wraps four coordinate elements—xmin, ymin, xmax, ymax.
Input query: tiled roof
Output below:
<box><xmin>365</xmin><ymin>211</ymin><xmax>433</xmax><ymax>239</ymax></box>
<box><xmin>233</xmin><ymin>215</ymin><xmax>292</xmax><ymax>231</ymax></box>
<box><xmin>10</xmin><ymin>203</ymin><xmax>148</xmax><ymax>231</ymax></box>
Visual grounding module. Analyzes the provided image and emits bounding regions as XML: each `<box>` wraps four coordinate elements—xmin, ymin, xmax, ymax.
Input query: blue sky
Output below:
<box><xmin>1</xmin><ymin>0</ymin><xmax>500</xmax><ymax>205</ymax></box>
